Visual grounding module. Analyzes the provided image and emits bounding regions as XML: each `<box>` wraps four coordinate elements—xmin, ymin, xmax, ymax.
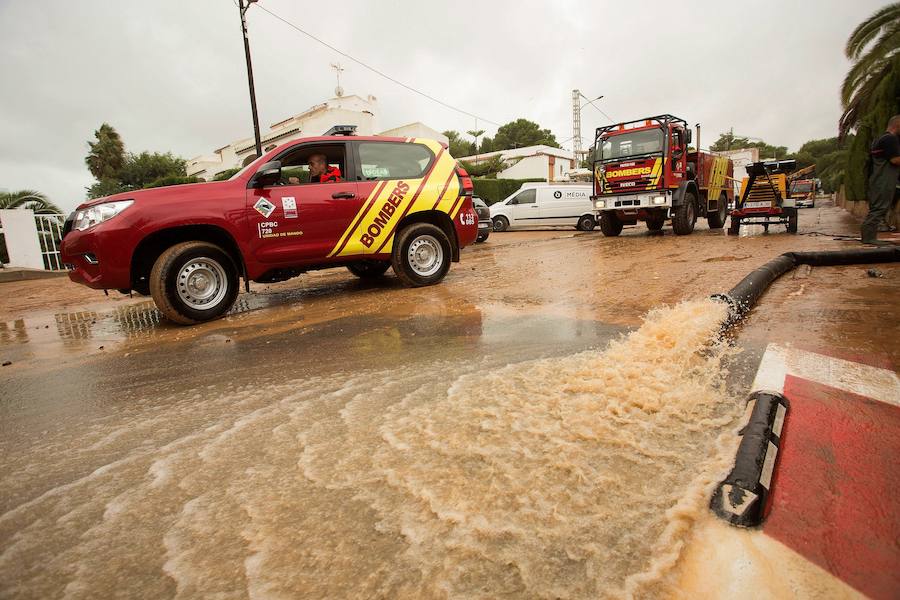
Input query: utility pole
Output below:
<box><xmin>573</xmin><ymin>90</ymin><xmax>605</xmax><ymax>165</ymax></box>
<box><xmin>238</xmin><ymin>0</ymin><xmax>262</xmax><ymax>158</ymax></box>
<box><xmin>572</xmin><ymin>89</ymin><xmax>582</xmax><ymax>164</ymax></box>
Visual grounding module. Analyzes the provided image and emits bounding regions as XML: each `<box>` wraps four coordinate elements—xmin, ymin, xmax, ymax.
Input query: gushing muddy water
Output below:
<box><xmin>0</xmin><ymin>299</ymin><xmax>744</xmax><ymax>599</ymax></box>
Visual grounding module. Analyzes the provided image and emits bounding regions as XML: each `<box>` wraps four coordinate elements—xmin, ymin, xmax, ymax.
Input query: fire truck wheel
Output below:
<box><xmin>347</xmin><ymin>260</ymin><xmax>391</xmax><ymax>279</ymax></box>
<box><xmin>786</xmin><ymin>208</ymin><xmax>798</xmax><ymax>233</ymax></box>
<box><xmin>576</xmin><ymin>215</ymin><xmax>596</xmax><ymax>231</ymax></box>
<box><xmin>646</xmin><ymin>215</ymin><xmax>665</xmax><ymax>231</ymax></box>
<box><xmin>149</xmin><ymin>241</ymin><xmax>240</xmax><ymax>325</ymax></box>
<box><xmin>672</xmin><ymin>192</ymin><xmax>697</xmax><ymax>235</ymax></box>
<box><xmin>707</xmin><ymin>193</ymin><xmax>728</xmax><ymax>229</ymax></box>
<box><xmin>493</xmin><ymin>216</ymin><xmax>509</xmax><ymax>232</ymax></box>
<box><xmin>727</xmin><ymin>216</ymin><xmax>741</xmax><ymax>235</ymax></box>
<box><xmin>599</xmin><ymin>213</ymin><xmax>623</xmax><ymax>237</ymax></box>
<box><xmin>391</xmin><ymin>223</ymin><xmax>452</xmax><ymax>287</ymax></box>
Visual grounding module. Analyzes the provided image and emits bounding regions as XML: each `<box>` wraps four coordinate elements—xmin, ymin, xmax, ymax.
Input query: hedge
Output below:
<box><xmin>472</xmin><ymin>178</ymin><xmax>545</xmax><ymax>205</ymax></box>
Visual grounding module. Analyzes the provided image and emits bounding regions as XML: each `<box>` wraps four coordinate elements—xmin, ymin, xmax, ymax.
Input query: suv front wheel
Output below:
<box><xmin>149</xmin><ymin>241</ymin><xmax>239</xmax><ymax>325</ymax></box>
<box><xmin>391</xmin><ymin>223</ymin><xmax>452</xmax><ymax>287</ymax></box>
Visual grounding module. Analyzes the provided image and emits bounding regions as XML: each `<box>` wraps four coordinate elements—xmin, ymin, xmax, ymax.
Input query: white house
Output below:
<box><xmin>186</xmin><ymin>94</ymin><xmax>448</xmax><ymax>180</ymax></box>
<box><xmin>455</xmin><ymin>145</ymin><xmax>576</xmax><ymax>182</ymax></box>
<box><xmin>718</xmin><ymin>148</ymin><xmax>760</xmax><ymax>196</ymax></box>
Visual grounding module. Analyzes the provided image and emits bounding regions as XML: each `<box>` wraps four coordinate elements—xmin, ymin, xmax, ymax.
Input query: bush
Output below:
<box><xmin>472</xmin><ymin>178</ymin><xmax>545</xmax><ymax>205</ymax></box>
<box><xmin>213</xmin><ymin>168</ymin><xmax>242</xmax><ymax>181</ymax></box>
<box><xmin>143</xmin><ymin>175</ymin><xmax>205</xmax><ymax>189</ymax></box>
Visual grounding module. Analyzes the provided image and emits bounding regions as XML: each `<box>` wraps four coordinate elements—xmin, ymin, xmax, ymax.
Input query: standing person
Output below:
<box><xmin>861</xmin><ymin>115</ymin><xmax>900</xmax><ymax>245</ymax></box>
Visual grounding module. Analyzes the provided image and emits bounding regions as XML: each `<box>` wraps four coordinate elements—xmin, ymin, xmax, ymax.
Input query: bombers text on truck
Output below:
<box><xmin>60</xmin><ymin>135</ymin><xmax>479</xmax><ymax>324</ymax></box>
<box><xmin>590</xmin><ymin>114</ymin><xmax>734</xmax><ymax>236</ymax></box>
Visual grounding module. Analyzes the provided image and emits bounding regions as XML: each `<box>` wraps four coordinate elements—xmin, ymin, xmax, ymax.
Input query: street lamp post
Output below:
<box><xmin>238</xmin><ymin>0</ymin><xmax>262</xmax><ymax>158</ymax></box>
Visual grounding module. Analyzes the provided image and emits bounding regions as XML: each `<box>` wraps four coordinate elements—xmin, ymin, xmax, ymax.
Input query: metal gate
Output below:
<box><xmin>35</xmin><ymin>214</ymin><xmax>65</xmax><ymax>270</ymax></box>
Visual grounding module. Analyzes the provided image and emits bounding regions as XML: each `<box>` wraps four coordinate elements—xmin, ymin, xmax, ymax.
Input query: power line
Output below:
<box><xmin>250</xmin><ymin>3</ymin><xmax>502</xmax><ymax>127</ymax></box>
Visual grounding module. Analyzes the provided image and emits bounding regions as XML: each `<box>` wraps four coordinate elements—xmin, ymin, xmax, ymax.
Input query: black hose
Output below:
<box><xmin>713</xmin><ymin>246</ymin><xmax>899</xmax><ymax>325</ymax></box>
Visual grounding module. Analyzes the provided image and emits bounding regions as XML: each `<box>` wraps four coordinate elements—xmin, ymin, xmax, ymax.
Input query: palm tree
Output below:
<box><xmin>0</xmin><ymin>190</ymin><xmax>63</xmax><ymax>214</ymax></box>
<box><xmin>839</xmin><ymin>2</ymin><xmax>900</xmax><ymax>138</ymax></box>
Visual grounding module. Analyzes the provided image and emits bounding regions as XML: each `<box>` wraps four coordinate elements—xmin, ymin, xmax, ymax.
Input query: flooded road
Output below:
<box><xmin>1</xmin><ymin>201</ymin><xmax>898</xmax><ymax>598</ymax></box>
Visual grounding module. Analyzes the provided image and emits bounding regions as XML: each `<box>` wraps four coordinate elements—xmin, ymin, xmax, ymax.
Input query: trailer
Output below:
<box><xmin>728</xmin><ymin>160</ymin><xmax>799</xmax><ymax>235</ymax></box>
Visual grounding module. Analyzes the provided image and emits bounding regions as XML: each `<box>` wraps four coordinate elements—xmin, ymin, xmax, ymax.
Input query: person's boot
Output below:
<box><xmin>861</xmin><ymin>222</ymin><xmax>891</xmax><ymax>245</ymax></box>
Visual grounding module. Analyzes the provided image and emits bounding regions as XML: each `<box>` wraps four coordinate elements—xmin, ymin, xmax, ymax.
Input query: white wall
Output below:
<box><xmin>0</xmin><ymin>209</ymin><xmax>44</xmax><ymax>269</ymax></box>
<box><xmin>499</xmin><ymin>155</ymin><xmax>550</xmax><ymax>180</ymax></box>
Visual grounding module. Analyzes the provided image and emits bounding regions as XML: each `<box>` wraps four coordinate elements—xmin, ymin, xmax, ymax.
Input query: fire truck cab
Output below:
<box><xmin>590</xmin><ymin>114</ymin><xmax>733</xmax><ymax>236</ymax></box>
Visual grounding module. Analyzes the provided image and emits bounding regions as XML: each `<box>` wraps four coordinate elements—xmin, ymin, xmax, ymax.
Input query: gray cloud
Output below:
<box><xmin>0</xmin><ymin>0</ymin><xmax>883</xmax><ymax>212</ymax></box>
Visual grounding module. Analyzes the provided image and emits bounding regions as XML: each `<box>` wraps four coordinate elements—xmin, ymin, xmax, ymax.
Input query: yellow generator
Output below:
<box><xmin>728</xmin><ymin>160</ymin><xmax>799</xmax><ymax>235</ymax></box>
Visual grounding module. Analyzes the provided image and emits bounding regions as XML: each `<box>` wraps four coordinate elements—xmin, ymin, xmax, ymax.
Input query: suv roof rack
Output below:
<box><xmin>323</xmin><ymin>125</ymin><xmax>358</xmax><ymax>136</ymax></box>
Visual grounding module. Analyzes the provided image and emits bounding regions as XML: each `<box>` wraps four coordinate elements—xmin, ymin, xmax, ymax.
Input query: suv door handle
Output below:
<box><xmin>331</xmin><ymin>191</ymin><xmax>356</xmax><ymax>199</ymax></box>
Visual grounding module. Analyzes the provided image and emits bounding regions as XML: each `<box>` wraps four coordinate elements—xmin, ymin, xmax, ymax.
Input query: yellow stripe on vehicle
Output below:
<box><xmin>648</xmin><ymin>157</ymin><xmax>664</xmax><ymax>188</ymax></box>
<box><xmin>332</xmin><ymin>141</ymin><xmax>456</xmax><ymax>257</ymax></box>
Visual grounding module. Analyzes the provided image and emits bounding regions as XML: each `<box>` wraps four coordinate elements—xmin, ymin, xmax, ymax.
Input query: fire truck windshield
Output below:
<box><xmin>597</xmin><ymin>128</ymin><xmax>664</xmax><ymax>161</ymax></box>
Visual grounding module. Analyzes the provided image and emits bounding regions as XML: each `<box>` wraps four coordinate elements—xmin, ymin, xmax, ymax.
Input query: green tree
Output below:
<box><xmin>85</xmin><ymin>123</ymin><xmax>126</xmax><ymax>181</ymax></box>
<box><xmin>838</xmin><ymin>3</ymin><xmax>900</xmax><ymax>199</ymax></box>
<box><xmin>442</xmin><ymin>130</ymin><xmax>475</xmax><ymax>157</ymax></box>
<box><xmin>790</xmin><ymin>137</ymin><xmax>848</xmax><ymax>194</ymax></box>
<box><xmin>87</xmin><ymin>178</ymin><xmax>127</xmax><ymax>199</ymax></box>
<box><xmin>459</xmin><ymin>155</ymin><xmax>508</xmax><ymax>178</ymax></box>
<box><xmin>213</xmin><ymin>168</ymin><xmax>242</xmax><ymax>181</ymax></box>
<box><xmin>840</xmin><ymin>2</ymin><xmax>900</xmax><ymax>138</ymax></box>
<box><xmin>492</xmin><ymin>119</ymin><xmax>559</xmax><ymax>150</ymax></box>
<box><xmin>0</xmin><ymin>189</ymin><xmax>62</xmax><ymax>214</ymax></box>
<box><xmin>118</xmin><ymin>152</ymin><xmax>187</xmax><ymax>189</ymax></box>
<box><xmin>710</xmin><ymin>133</ymin><xmax>787</xmax><ymax>159</ymax></box>
<box><xmin>466</xmin><ymin>129</ymin><xmax>485</xmax><ymax>154</ymax></box>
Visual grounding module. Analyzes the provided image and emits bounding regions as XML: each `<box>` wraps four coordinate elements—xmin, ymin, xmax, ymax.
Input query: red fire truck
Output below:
<box><xmin>591</xmin><ymin>114</ymin><xmax>733</xmax><ymax>236</ymax></box>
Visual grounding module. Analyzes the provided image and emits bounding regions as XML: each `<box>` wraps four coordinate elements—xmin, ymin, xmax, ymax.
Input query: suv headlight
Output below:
<box><xmin>73</xmin><ymin>200</ymin><xmax>134</xmax><ymax>231</ymax></box>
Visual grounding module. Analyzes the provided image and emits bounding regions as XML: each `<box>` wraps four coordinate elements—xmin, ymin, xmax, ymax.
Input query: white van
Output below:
<box><xmin>490</xmin><ymin>183</ymin><xmax>595</xmax><ymax>231</ymax></box>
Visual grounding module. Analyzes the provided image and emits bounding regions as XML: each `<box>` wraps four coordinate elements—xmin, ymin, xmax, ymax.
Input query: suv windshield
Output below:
<box><xmin>596</xmin><ymin>128</ymin><xmax>664</xmax><ymax>161</ymax></box>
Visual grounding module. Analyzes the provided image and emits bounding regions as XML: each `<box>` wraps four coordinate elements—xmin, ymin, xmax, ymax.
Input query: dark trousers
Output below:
<box><xmin>862</xmin><ymin>178</ymin><xmax>895</xmax><ymax>242</ymax></box>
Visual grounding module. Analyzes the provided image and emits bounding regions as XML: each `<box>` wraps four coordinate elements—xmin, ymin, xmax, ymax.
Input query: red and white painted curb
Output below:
<box><xmin>750</xmin><ymin>343</ymin><xmax>900</xmax><ymax>600</ymax></box>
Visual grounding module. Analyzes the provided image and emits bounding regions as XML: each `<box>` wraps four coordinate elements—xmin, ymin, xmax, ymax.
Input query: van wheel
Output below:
<box><xmin>576</xmin><ymin>215</ymin><xmax>596</xmax><ymax>231</ymax></box>
<box><xmin>347</xmin><ymin>260</ymin><xmax>390</xmax><ymax>278</ymax></box>
<box><xmin>672</xmin><ymin>191</ymin><xmax>697</xmax><ymax>235</ymax></box>
<box><xmin>493</xmin><ymin>216</ymin><xmax>509</xmax><ymax>232</ymax></box>
<box><xmin>707</xmin><ymin>192</ymin><xmax>728</xmax><ymax>229</ymax></box>
<box><xmin>599</xmin><ymin>213</ymin><xmax>623</xmax><ymax>237</ymax></box>
<box><xmin>150</xmin><ymin>241</ymin><xmax>240</xmax><ymax>325</ymax></box>
<box><xmin>392</xmin><ymin>223</ymin><xmax>452</xmax><ymax>287</ymax></box>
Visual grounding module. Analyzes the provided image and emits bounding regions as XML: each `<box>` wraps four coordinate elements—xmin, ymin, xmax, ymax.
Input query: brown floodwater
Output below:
<box><xmin>1</xmin><ymin>202</ymin><xmax>896</xmax><ymax>599</ymax></box>
<box><xmin>0</xmin><ymin>299</ymin><xmax>748</xmax><ymax>599</ymax></box>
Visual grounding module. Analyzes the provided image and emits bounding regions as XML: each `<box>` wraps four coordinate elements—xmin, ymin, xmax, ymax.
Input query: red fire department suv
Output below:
<box><xmin>61</xmin><ymin>135</ymin><xmax>478</xmax><ymax>324</ymax></box>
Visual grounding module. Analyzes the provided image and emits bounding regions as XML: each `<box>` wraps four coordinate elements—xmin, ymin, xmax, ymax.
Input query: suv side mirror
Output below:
<box><xmin>249</xmin><ymin>160</ymin><xmax>281</xmax><ymax>188</ymax></box>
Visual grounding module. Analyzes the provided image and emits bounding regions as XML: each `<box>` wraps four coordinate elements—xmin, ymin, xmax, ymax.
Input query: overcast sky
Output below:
<box><xmin>0</xmin><ymin>0</ymin><xmax>888</xmax><ymax>212</ymax></box>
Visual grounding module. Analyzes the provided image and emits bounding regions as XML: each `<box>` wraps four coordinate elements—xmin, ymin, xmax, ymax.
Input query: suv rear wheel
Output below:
<box><xmin>599</xmin><ymin>213</ymin><xmax>623</xmax><ymax>237</ymax></box>
<box><xmin>150</xmin><ymin>241</ymin><xmax>239</xmax><ymax>325</ymax></box>
<box><xmin>347</xmin><ymin>260</ymin><xmax>390</xmax><ymax>279</ymax></box>
<box><xmin>391</xmin><ymin>223</ymin><xmax>452</xmax><ymax>287</ymax></box>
